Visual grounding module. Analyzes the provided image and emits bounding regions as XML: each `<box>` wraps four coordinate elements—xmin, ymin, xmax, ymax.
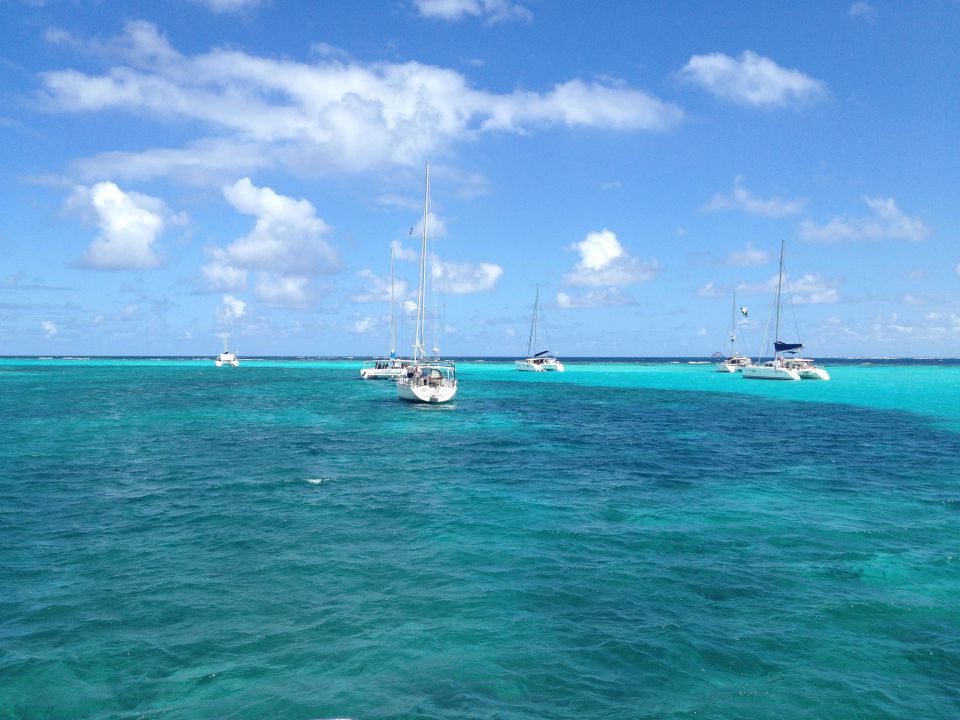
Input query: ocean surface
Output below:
<box><xmin>1</xmin><ymin>358</ymin><xmax>958</xmax><ymax>719</ymax></box>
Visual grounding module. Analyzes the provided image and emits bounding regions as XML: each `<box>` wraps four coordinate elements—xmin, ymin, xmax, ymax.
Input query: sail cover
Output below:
<box><xmin>534</xmin><ymin>350</ymin><xmax>550</xmax><ymax>358</ymax></box>
<box><xmin>775</xmin><ymin>341</ymin><xmax>804</xmax><ymax>353</ymax></box>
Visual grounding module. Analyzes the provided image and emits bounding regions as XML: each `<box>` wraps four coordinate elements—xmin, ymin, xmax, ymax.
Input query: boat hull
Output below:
<box><xmin>742</xmin><ymin>364</ymin><xmax>800</xmax><ymax>381</ymax></box>
<box><xmin>397</xmin><ymin>378</ymin><xmax>457</xmax><ymax>403</ymax></box>
<box><xmin>515</xmin><ymin>357</ymin><xmax>564</xmax><ymax>372</ymax></box>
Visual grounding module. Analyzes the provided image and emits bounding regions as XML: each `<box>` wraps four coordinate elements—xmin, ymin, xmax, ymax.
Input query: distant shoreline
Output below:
<box><xmin>4</xmin><ymin>356</ymin><xmax>960</xmax><ymax>366</ymax></box>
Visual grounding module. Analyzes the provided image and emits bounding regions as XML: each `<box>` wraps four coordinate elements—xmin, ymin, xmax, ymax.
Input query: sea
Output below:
<box><xmin>1</xmin><ymin>357</ymin><xmax>957</xmax><ymax>720</ymax></box>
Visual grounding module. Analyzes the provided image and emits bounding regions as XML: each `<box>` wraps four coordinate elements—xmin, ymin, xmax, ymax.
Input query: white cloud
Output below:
<box><xmin>39</xmin><ymin>21</ymin><xmax>683</xmax><ymax>182</ymax></box>
<box><xmin>903</xmin><ymin>294</ymin><xmax>920</xmax><ymax>306</ymax></box>
<box><xmin>353</xmin><ymin>315</ymin><xmax>375</xmax><ymax>333</ymax></box>
<box><xmin>431</xmin><ymin>257</ymin><xmax>503</xmax><ymax>294</ymax></box>
<box><xmin>202</xmin><ymin>254</ymin><xmax>248</xmax><ymax>291</ymax></box>
<box><xmin>201</xmin><ymin>179</ymin><xmax>336</xmax><ymax>305</ymax></box>
<box><xmin>221</xmin><ymin>294</ymin><xmax>246</xmax><ymax>321</ymax></box>
<box><xmin>726</xmin><ymin>242</ymin><xmax>771</xmax><ymax>267</ymax></box>
<box><xmin>738</xmin><ymin>273</ymin><xmax>839</xmax><ymax>305</ymax></box>
<box><xmin>41</xmin><ymin>320</ymin><xmax>58</xmax><ymax>337</ymax></box>
<box><xmin>679</xmin><ymin>50</ymin><xmax>826</xmax><ymax>107</ymax></box>
<box><xmin>221</xmin><ymin>178</ymin><xmax>336</xmax><ymax>274</ymax></box>
<box><xmin>800</xmin><ymin>196</ymin><xmax>931</xmax><ymax>242</ymax></box>
<box><xmin>696</xmin><ymin>281</ymin><xmax>723</xmax><ymax>298</ymax></box>
<box><xmin>849</xmin><ymin>2</ymin><xmax>877</xmax><ymax>22</ymax></box>
<box><xmin>191</xmin><ymin>0</ymin><xmax>263</xmax><ymax>14</ymax></box>
<box><xmin>68</xmin><ymin>181</ymin><xmax>179</xmax><ymax>269</ymax></box>
<box><xmin>564</xmin><ymin>229</ymin><xmax>659</xmax><ymax>287</ymax></box>
<box><xmin>411</xmin><ymin>211</ymin><xmax>448</xmax><ymax>239</ymax></box>
<box><xmin>390</xmin><ymin>239</ymin><xmax>419</xmax><ymax>262</ymax></box>
<box><xmin>697</xmin><ymin>327</ymin><xmax>708</xmax><ymax>336</ymax></box>
<box><xmin>702</xmin><ymin>177</ymin><xmax>805</xmax><ymax>217</ymax></box>
<box><xmin>255</xmin><ymin>275</ymin><xmax>309</xmax><ymax>308</ymax></box>
<box><xmin>955</xmin><ymin>263</ymin><xmax>960</xmax><ymax>276</ymax></box>
<box><xmin>353</xmin><ymin>268</ymin><xmax>409</xmax><ymax>303</ymax></box>
<box><xmin>413</xmin><ymin>0</ymin><xmax>532</xmax><ymax>24</ymax></box>
<box><xmin>556</xmin><ymin>288</ymin><xmax>631</xmax><ymax>308</ymax></box>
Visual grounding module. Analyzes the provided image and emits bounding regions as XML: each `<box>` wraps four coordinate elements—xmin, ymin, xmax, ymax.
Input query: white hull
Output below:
<box><xmin>515</xmin><ymin>360</ymin><xmax>544</xmax><ymax>372</ymax></box>
<box><xmin>742</xmin><ymin>362</ymin><xmax>800</xmax><ymax>381</ymax></box>
<box><xmin>360</xmin><ymin>367</ymin><xmax>404</xmax><ymax>380</ymax></box>
<box><xmin>515</xmin><ymin>357</ymin><xmax>564</xmax><ymax>372</ymax></box>
<box><xmin>716</xmin><ymin>354</ymin><xmax>752</xmax><ymax>373</ymax></box>
<box><xmin>797</xmin><ymin>366</ymin><xmax>830</xmax><ymax>380</ymax></box>
<box><xmin>782</xmin><ymin>358</ymin><xmax>830</xmax><ymax>380</ymax></box>
<box><xmin>215</xmin><ymin>353</ymin><xmax>239</xmax><ymax>367</ymax></box>
<box><xmin>397</xmin><ymin>376</ymin><xmax>457</xmax><ymax>403</ymax></box>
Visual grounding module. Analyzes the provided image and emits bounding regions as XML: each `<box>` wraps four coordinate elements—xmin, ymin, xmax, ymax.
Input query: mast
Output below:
<box><xmin>729</xmin><ymin>292</ymin><xmax>736</xmax><ymax>351</ymax></box>
<box><xmin>526</xmin><ymin>284</ymin><xmax>539</xmax><ymax>357</ymax></box>
<box><xmin>389</xmin><ymin>245</ymin><xmax>396</xmax><ymax>358</ymax></box>
<box><xmin>774</xmin><ymin>239</ymin><xmax>784</xmax><ymax>351</ymax></box>
<box><xmin>413</xmin><ymin>161</ymin><xmax>429</xmax><ymax>362</ymax></box>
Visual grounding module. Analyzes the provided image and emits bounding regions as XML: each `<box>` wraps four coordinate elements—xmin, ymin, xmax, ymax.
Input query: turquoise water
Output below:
<box><xmin>1</xmin><ymin>359</ymin><xmax>957</xmax><ymax>719</ymax></box>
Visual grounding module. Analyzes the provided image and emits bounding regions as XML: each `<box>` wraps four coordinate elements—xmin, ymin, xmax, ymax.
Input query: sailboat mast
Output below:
<box><xmin>526</xmin><ymin>284</ymin><xmax>539</xmax><ymax>357</ymax></box>
<box><xmin>389</xmin><ymin>245</ymin><xmax>396</xmax><ymax>358</ymax></box>
<box><xmin>413</xmin><ymin>162</ymin><xmax>429</xmax><ymax>362</ymax></box>
<box><xmin>730</xmin><ymin>292</ymin><xmax>736</xmax><ymax>348</ymax></box>
<box><xmin>774</xmin><ymin>239</ymin><xmax>784</xmax><ymax>350</ymax></box>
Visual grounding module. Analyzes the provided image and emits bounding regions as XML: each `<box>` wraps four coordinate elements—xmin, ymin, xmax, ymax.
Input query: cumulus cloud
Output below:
<box><xmin>726</xmin><ymin>242</ymin><xmax>771</xmax><ymax>267</ymax></box>
<box><xmin>255</xmin><ymin>276</ymin><xmax>309</xmax><ymax>308</ymax></box>
<box><xmin>413</xmin><ymin>0</ymin><xmax>532</xmax><ymax>24</ymax></box>
<box><xmin>556</xmin><ymin>288</ymin><xmax>631</xmax><ymax>308</ymax></box>
<box><xmin>563</xmin><ymin>229</ymin><xmax>659</xmax><ymax>287</ymax></box>
<box><xmin>201</xmin><ymin>179</ymin><xmax>335</xmax><ymax>307</ymax></box>
<box><xmin>696</xmin><ymin>281</ymin><xmax>723</xmax><ymax>298</ymax></box>
<box><xmin>702</xmin><ymin>177</ymin><xmax>805</xmax><ymax>217</ymax></box>
<box><xmin>849</xmin><ymin>2</ymin><xmax>877</xmax><ymax>22</ymax></box>
<box><xmin>41</xmin><ymin>320</ymin><xmax>58</xmax><ymax>337</ymax></box>
<box><xmin>800</xmin><ymin>196</ymin><xmax>931</xmax><ymax>242</ymax></box>
<box><xmin>679</xmin><ymin>50</ymin><xmax>826</xmax><ymax>107</ymax></box>
<box><xmin>431</xmin><ymin>257</ymin><xmax>503</xmax><ymax>294</ymax></box>
<box><xmin>353</xmin><ymin>315</ymin><xmax>375</xmax><ymax>333</ymax></box>
<box><xmin>68</xmin><ymin>181</ymin><xmax>183</xmax><ymax>269</ymax></box>
<box><xmin>738</xmin><ymin>273</ymin><xmax>839</xmax><ymax>305</ymax></box>
<box><xmin>191</xmin><ymin>0</ymin><xmax>263</xmax><ymax>13</ymax></box>
<box><xmin>220</xmin><ymin>294</ymin><xmax>246</xmax><ymax>321</ymax></box>
<box><xmin>39</xmin><ymin>22</ymin><xmax>682</xmax><ymax>182</ymax></box>
<box><xmin>353</xmin><ymin>268</ymin><xmax>410</xmax><ymax>303</ymax></box>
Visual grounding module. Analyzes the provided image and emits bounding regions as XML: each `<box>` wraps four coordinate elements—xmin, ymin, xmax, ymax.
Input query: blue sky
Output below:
<box><xmin>1</xmin><ymin>0</ymin><xmax>958</xmax><ymax>357</ymax></box>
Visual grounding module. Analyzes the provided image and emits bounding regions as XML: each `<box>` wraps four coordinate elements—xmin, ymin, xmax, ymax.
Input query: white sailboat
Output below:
<box><xmin>396</xmin><ymin>161</ymin><xmax>458</xmax><ymax>404</ymax></box>
<box><xmin>716</xmin><ymin>293</ymin><xmax>753</xmax><ymax>372</ymax></box>
<box><xmin>360</xmin><ymin>246</ymin><xmax>411</xmax><ymax>380</ymax></box>
<box><xmin>214</xmin><ymin>333</ymin><xmax>239</xmax><ymax>367</ymax></box>
<box><xmin>743</xmin><ymin>240</ymin><xmax>830</xmax><ymax>381</ymax></box>
<box><xmin>515</xmin><ymin>284</ymin><xmax>564</xmax><ymax>372</ymax></box>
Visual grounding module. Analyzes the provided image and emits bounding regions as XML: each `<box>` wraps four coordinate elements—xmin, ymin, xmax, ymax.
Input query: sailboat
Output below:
<box><xmin>360</xmin><ymin>246</ymin><xmax>411</xmax><ymax>380</ymax></box>
<box><xmin>742</xmin><ymin>240</ymin><xmax>830</xmax><ymax>381</ymax></box>
<box><xmin>716</xmin><ymin>293</ymin><xmax>753</xmax><ymax>372</ymax></box>
<box><xmin>515</xmin><ymin>284</ymin><xmax>564</xmax><ymax>372</ymax></box>
<box><xmin>214</xmin><ymin>333</ymin><xmax>239</xmax><ymax>367</ymax></box>
<box><xmin>396</xmin><ymin>162</ymin><xmax>458</xmax><ymax>404</ymax></box>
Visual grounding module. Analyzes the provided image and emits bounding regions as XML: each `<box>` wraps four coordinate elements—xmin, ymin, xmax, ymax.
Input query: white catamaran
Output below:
<box><xmin>396</xmin><ymin>162</ymin><xmax>458</xmax><ymax>404</ymax></box>
<box><xmin>360</xmin><ymin>246</ymin><xmax>411</xmax><ymax>380</ymax></box>
<box><xmin>716</xmin><ymin>293</ymin><xmax>753</xmax><ymax>372</ymax></box>
<box><xmin>742</xmin><ymin>240</ymin><xmax>830</xmax><ymax>381</ymax></box>
<box><xmin>214</xmin><ymin>334</ymin><xmax>239</xmax><ymax>367</ymax></box>
<box><xmin>515</xmin><ymin>284</ymin><xmax>564</xmax><ymax>372</ymax></box>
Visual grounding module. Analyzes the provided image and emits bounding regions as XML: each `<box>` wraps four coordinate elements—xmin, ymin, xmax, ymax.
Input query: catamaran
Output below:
<box><xmin>396</xmin><ymin>162</ymin><xmax>458</xmax><ymax>404</ymax></box>
<box><xmin>360</xmin><ymin>246</ymin><xmax>411</xmax><ymax>380</ymax></box>
<box><xmin>742</xmin><ymin>240</ymin><xmax>830</xmax><ymax>381</ymax></box>
<box><xmin>214</xmin><ymin>334</ymin><xmax>239</xmax><ymax>367</ymax></box>
<box><xmin>716</xmin><ymin>293</ymin><xmax>753</xmax><ymax>372</ymax></box>
<box><xmin>515</xmin><ymin>284</ymin><xmax>564</xmax><ymax>372</ymax></box>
